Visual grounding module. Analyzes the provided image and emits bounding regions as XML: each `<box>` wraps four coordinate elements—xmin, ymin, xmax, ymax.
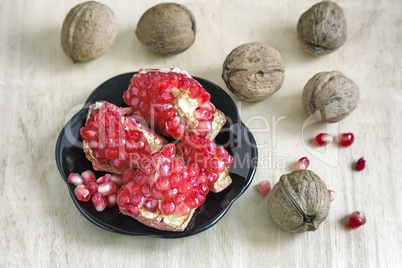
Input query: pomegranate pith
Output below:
<box><xmin>123</xmin><ymin>68</ymin><xmax>226</xmax><ymax>140</ymax></box>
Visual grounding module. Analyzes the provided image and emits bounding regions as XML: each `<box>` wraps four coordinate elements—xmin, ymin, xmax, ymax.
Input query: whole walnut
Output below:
<box><xmin>61</xmin><ymin>1</ymin><xmax>118</xmax><ymax>63</ymax></box>
<box><xmin>268</xmin><ymin>170</ymin><xmax>330</xmax><ymax>233</ymax></box>
<box><xmin>297</xmin><ymin>1</ymin><xmax>347</xmax><ymax>56</ymax></box>
<box><xmin>302</xmin><ymin>71</ymin><xmax>359</xmax><ymax>123</ymax></box>
<box><xmin>222</xmin><ymin>42</ymin><xmax>285</xmax><ymax>102</ymax></box>
<box><xmin>136</xmin><ymin>3</ymin><xmax>196</xmax><ymax>56</ymax></box>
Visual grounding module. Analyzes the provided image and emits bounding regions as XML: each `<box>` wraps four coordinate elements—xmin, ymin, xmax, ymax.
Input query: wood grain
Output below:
<box><xmin>1</xmin><ymin>0</ymin><xmax>401</xmax><ymax>267</ymax></box>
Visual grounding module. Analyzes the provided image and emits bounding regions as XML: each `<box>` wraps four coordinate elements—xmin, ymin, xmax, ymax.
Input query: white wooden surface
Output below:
<box><xmin>1</xmin><ymin>0</ymin><xmax>401</xmax><ymax>267</ymax></box>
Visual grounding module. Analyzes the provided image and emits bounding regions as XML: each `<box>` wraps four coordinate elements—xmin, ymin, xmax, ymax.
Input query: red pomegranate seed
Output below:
<box><xmin>328</xmin><ymin>190</ymin><xmax>336</xmax><ymax>201</ymax></box>
<box><xmin>74</xmin><ymin>185</ymin><xmax>91</xmax><ymax>202</ymax></box>
<box><xmin>81</xmin><ymin>170</ymin><xmax>96</xmax><ymax>184</ymax></box>
<box><xmin>143</xmin><ymin>198</ymin><xmax>158</xmax><ymax>212</ymax></box>
<box><xmin>184</xmin><ymin>196</ymin><xmax>199</xmax><ymax>209</ymax></box>
<box><xmin>80</xmin><ymin>127</ymin><xmax>97</xmax><ymax>141</ymax></box>
<box><xmin>106</xmin><ymin>193</ymin><xmax>117</xmax><ymax>207</ymax></box>
<box><xmin>129</xmin><ymin>192</ymin><xmax>145</xmax><ymax>205</ymax></box>
<box><xmin>174</xmin><ymin>202</ymin><xmax>191</xmax><ymax>216</ymax></box>
<box><xmin>257</xmin><ymin>181</ymin><xmax>271</xmax><ymax>196</ymax></box>
<box><xmin>126</xmin><ymin>204</ymin><xmax>139</xmax><ymax>216</ymax></box>
<box><xmin>161</xmin><ymin>201</ymin><xmax>175</xmax><ymax>215</ymax></box>
<box><xmin>109</xmin><ymin>174</ymin><xmax>123</xmax><ymax>186</ymax></box>
<box><xmin>98</xmin><ymin>181</ymin><xmax>117</xmax><ymax>196</ymax></box>
<box><xmin>68</xmin><ymin>173</ymin><xmax>83</xmax><ymax>186</ymax></box>
<box><xmin>336</xmin><ymin>133</ymin><xmax>354</xmax><ymax>147</ymax></box>
<box><xmin>92</xmin><ymin>192</ymin><xmax>107</xmax><ymax>211</ymax></box>
<box><xmin>116</xmin><ymin>193</ymin><xmax>130</xmax><ymax>208</ymax></box>
<box><xmin>349</xmin><ymin>211</ymin><xmax>366</xmax><ymax>228</ymax></box>
<box><xmin>163</xmin><ymin>188</ymin><xmax>178</xmax><ymax>201</ymax></box>
<box><xmin>315</xmin><ymin>133</ymin><xmax>333</xmax><ymax>146</ymax></box>
<box><xmin>295</xmin><ymin>157</ymin><xmax>310</xmax><ymax>170</ymax></box>
<box><xmin>87</xmin><ymin>181</ymin><xmax>99</xmax><ymax>195</ymax></box>
<box><xmin>96</xmin><ymin>174</ymin><xmax>111</xmax><ymax>185</ymax></box>
<box><xmin>355</xmin><ymin>157</ymin><xmax>366</xmax><ymax>171</ymax></box>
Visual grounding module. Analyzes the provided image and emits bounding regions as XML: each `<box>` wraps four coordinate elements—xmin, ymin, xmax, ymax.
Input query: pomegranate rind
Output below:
<box><xmin>82</xmin><ymin>101</ymin><xmax>167</xmax><ymax>174</ymax></box>
<box><xmin>119</xmin><ymin>205</ymin><xmax>195</xmax><ymax>232</ymax></box>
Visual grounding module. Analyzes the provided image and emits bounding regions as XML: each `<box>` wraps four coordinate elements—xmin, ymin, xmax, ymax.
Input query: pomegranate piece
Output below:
<box><xmin>117</xmin><ymin>144</ymin><xmax>208</xmax><ymax>231</ymax></box>
<box><xmin>257</xmin><ymin>181</ymin><xmax>271</xmax><ymax>196</ymax></box>
<box><xmin>68</xmin><ymin>173</ymin><xmax>83</xmax><ymax>186</ymax></box>
<box><xmin>328</xmin><ymin>190</ymin><xmax>336</xmax><ymax>201</ymax></box>
<box><xmin>92</xmin><ymin>192</ymin><xmax>107</xmax><ymax>211</ymax></box>
<box><xmin>295</xmin><ymin>157</ymin><xmax>309</xmax><ymax>170</ymax></box>
<box><xmin>178</xmin><ymin>133</ymin><xmax>234</xmax><ymax>193</ymax></box>
<box><xmin>315</xmin><ymin>133</ymin><xmax>333</xmax><ymax>146</ymax></box>
<box><xmin>80</xmin><ymin>101</ymin><xmax>167</xmax><ymax>174</ymax></box>
<box><xmin>74</xmin><ymin>185</ymin><xmax>91</xmax><ymax>202</ymax></box>
<box><xmin>123</xmin><ymin>68</ymin><xmax>226</xmax><ymax>140</ymax></box>
<box><xmin>336</xmin><ymin>132</ymin><xmax>354</xmax><ymax>147</ymax></box>
<box><xmin>355</xmin><ymin>157</ymin><xmax>366</xmax><ymax>171</ymax></box>
<box><xmin>349</xmin><ymin>211</ymin><xmax>366</xmax><ymax>228</ymax></box>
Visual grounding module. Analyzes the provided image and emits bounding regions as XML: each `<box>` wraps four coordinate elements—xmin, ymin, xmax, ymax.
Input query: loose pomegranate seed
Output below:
<box><xmin>295</xmin><ymin>157</ymin><xmax>310</xmax><ymax>170</ymax></box>
<box><xmin>74</xmin><ymin>185</ymin><xmax>91</xmax><ymax>202</ymax></box>
<box><xmin>336</xmin><ymin>133</ymin><xmax>354</xmax><ymax>147</ymax></box>
<box><xmin>87</xmin><ymin>181</ymin><xmax>99</xmax><ymax>195</ymax></box>
<box><xmin>257</xmin><ymin>181</ymin><xmax>271</xmax><ymax>196</ymax></box>
<box><xmin>349</xmin><ymin>211</ymin><xmax>366</xmax><ymax>228</ymax></box>
<box><xmin>96</xmin><ymin>174</ymin><xmax>111</xmax><ymax>185</ymax></box>
<box><xmin>315</xmin><ymin>133</ymin><xmax>333</xmax><ymax>146</ymax></box>
<box><xmin>355</xmin><ymin>157</ymin><xmax>366</xmax><ymax>171</ymax></box>
<box><xmin>109</xmin><ymin>175</ymin><xmax>123</xmax><ymax>186</ymax></box>
<box><xmin>92</xmin><ymin>192</ymin><xmax>107</xmax><ymax>211</ymax></box>
<box><xmin>68</xmin><ymin>173</ymin><xmax>83</xmax><ymax>186</ymax></box>
<box><xmin>328</xmin><ymin>190</ymin><xmax>336</xmax><ymax>201</ymax></box>
<box><xmin>106</xmin><ymin>193</ymin><xmax>117</xmax><ymax>207</ymax></box>
<box><xmin>81</xmin><ymin>170</ymin><xmax>96</xmax><ymax>184</ymax></box>
<box><xmin>98</xmin><ymin>181</ymin><xmax>117</xmax><ymax>196</ymax></box>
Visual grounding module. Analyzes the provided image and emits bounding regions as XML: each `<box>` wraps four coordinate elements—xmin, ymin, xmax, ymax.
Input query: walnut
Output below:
<box><xmin>302</xmin><ymin>71</ymin><xmax>359</xmax><ymax>123</ymax></box>
<box><xmin>268</xmin><ymin>170</ymin><xmax>330</xmax><ymax>233</ymax></box>
<box><xmin>136</xmin><ymin>3</ymin><xmax>196</xmax><ymax>56</ymax></box>
<box><xmin>222</xmin><ymin>42</ymin><xmax>285</xmax><ymax>102</ymax></box>
<box><xmin>61</xmin><ymin>1</ymin><xmax>118</xmax><ymax>63</ymax></box>
<box><xmin>297</xmin><ymin>1</ymin><xmax>347</xmax><ymax>56</ymax></box>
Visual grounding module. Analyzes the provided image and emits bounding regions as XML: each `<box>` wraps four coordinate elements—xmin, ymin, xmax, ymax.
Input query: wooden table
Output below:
<box><xmin>1</xmin><ymin>0</ymin><xmax>401</xmax><ymax>267</ymax></box>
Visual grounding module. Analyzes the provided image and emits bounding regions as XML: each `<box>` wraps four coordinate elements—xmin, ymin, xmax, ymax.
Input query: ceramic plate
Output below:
<box><xmin>55</xmin><ymin>72</ymin><xmax>257</xmax><ymax>238</ymax></box>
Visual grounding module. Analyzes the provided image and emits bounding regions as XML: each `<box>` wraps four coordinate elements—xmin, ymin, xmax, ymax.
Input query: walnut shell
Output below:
<box><xmin>302</xmin><ymin>71</ymin><xmax>359</xmax><ymax>123</ymax></box>
<box><xmin>136</xmin><ymin>3</ymin><xmax>196</xmax><ymax>56</ymax></box>
<box><xmin>297</xmin><ymin>1</ymin><xmax>347</xmax><ymax>56</ymax></box>
<box><xmin>268</xmin><ymin>170</ymin><xmax>330</xmax><ymax>233</ymax></box>
<box><xmin>222</xmin><ymin>42</ymin><xmax>285</xmax><ymax>102</ymax></box>
<box><xmin>61</xmin><ymin>1</ymin><xmax>118</xmax><ymax>63</ymax></box>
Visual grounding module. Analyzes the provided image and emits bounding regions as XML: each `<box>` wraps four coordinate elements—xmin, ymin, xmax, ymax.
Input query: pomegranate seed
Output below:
<box><xmin>174</xmin><ymin>193</ymin><xmax>186</xmax><ymax>204</ymax></box>
<box><xmin>179</xmin><ymin>182</ymin><xmax>193</xmax><ymax>196</ymax></box>
<box><xmin>126</xmin><ymin>204</ymin><xmax>139</xmax><ymax>216</ymax></box>
<box><xmin>106</xmin><ymin>193</ymin><xmax>117</xmax><ymax>207</ymax></box>
<box><xmin>257</xmin><ymin>181</ymin><xmax>271</xmax><ymax>196</ymax></box>
<box><xmin>80</xmin><ymin>127</ymin><xmax>97</xmax><ymax>141</ymax></box>
<box><xmin>143</xmin><ymin>198</ymin><xmax>158</xmax><ymax>212</ymax></box>
<box><xmin>336</xmin><ymin>133</ymin><xmax>354</xmax><ymax>147</ymax></box>
<box><xmin>315</xmin><ymin>133</ymin><xmax>333</xmax><ymax>146</ymax></box>
<box><xmin>141</xmin><ymin>184</ymin><xmax>151</xmax><ymax>197</ymax></box>
<box><xmin>98</xmin><ymin>181</ymin><xmax>117</xmax><ymax>196</ymax></box>
<box><xmin>116</xmin><ymin>193</ymin><xmax>130</xmax><ymax>208</ymax></box>
<box><xmin>68</xmin><ymin>173</ymin><xmax>83</xmax><ymax>186</ymax></box>
<box><xmin>151</xmin><ymin>186</ymin><xmax>163</xmax><ymax>199</ymax></box>
<box><xmin>328</xmin><ymin>190</ymin><xmax>336</xmax><ymax>201</ymax></box>
<box><xmin>197</xmin><ymin>121</ymin><xmax>212</xmax><ymax>135</ymax></box>
<box><xmin>161</xmin><ymin>201</ymin><xmax>175</xmax><ymax>215</ymax></box>
<box><xmin>184</xmin><ymin>196</ymin><xmax>199</xmax><ymax>209</ymax></box>
<box><xmin>129</xmin><ymin>192</ymin><xmax>145</xmax><ymax>205</ymax></box>
<box><xmin>155</xmin><ymin>176</ymin><xmax>170</xmax><ymax>191</ymax></box>
<box><xmin>87</xmin><ymin>181</ymin><xmax>99</xmax><ymax>195</ymax></box>
<box><xmin>96</xmin><ymin>174</ymin><xmax>111</xmax><ymax>185</ymax></box>
<box><xmin>92</xmin><ymin>192</ymin><xmax>107</xmax><ymax>211</ymax></box>
<box><xmin>295</xmin><ymin>157</ymin><xmax>310</xmax><ymax>170</ymax></box>
<box><xmin>355</xmin><ymin>157</ymin><xmax>366</xmax><ymax>171</ymax></box>
<box><xmin>161</xmin><ymin>144</ymin><xmax>176</xmax><ymax>158</ymax></box>
<box><xmin>74</xmin><ymin>185</ymin><xmax>91</xmax><ymax>202</ymax></box>
<box><xmin>81</xmin><ymin>170</ymin><xmax>96</xmax><ymax>184</ymax></box>
<box><xmin>174</xmin><ymin>202</ymin><xmax>191</xmax><ymax>216</ymax></box>
<box><xmin>163</xmin><ymin>188</ymin><xmax>178</xmax><ymax>201</ymax></box>
<box><xmin>109</xmin><ymin>175</ymin><xmax>123</xmax><ymax>186</ymax></box>
<box><xmin>349</xmin><ymin>211</ymin><xmax>366</xmax><ymax>228</ymax></box>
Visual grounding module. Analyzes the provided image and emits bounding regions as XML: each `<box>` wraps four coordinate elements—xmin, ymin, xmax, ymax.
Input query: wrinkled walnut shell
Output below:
<box><xmin>61</xmin><ymin>1</ymin><xmax>118</xmax><ymax>63</ymax></box>
<box><xmin>268</xmin><ymin>170</ymin><xmax>330</xmax><ymax>233</ymax></box>
<box><xmin>302</xmin><ymin>71</ymin><xmax>359</xmax><ymax>123</ymax></box>
<box><xmin>136</xmin><ymin>3</ymin><xmax>196</xmax><ymax>56</ymax></box>
<box><xmin>222</xmin><ymin>42</ymin><xmax>285</xmax><ymax>102</ymax></box>
<box><xmin>297</xmin><ymin>1</ymin><xmax>347</xmax><ymax>56</ymax></box>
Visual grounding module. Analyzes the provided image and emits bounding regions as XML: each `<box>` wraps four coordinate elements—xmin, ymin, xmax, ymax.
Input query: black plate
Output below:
<box><xmin>55</xmin><ymin>72</ymin><xmax>258</xmax><ymax>238</ymax></box>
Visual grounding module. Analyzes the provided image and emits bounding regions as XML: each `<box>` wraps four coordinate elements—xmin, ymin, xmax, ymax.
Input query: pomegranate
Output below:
<box><xmin>177</xmin><ymin>133</ymin><xmax>234</xmax><ymax>192</ymax></box>
<box><xmin>117</xmin><ymin>144</ymin><xmax>210</xmax><ymax>231</ymax></box>
<box><xmin>80</xmin><ymin>101</ymin><xmax>167</xmax><ymax>174</ymax></box>
<box><xmin>123</xmin><ymin>68</ymin><xmax>226</xmax><ymax>140</ymax></box>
